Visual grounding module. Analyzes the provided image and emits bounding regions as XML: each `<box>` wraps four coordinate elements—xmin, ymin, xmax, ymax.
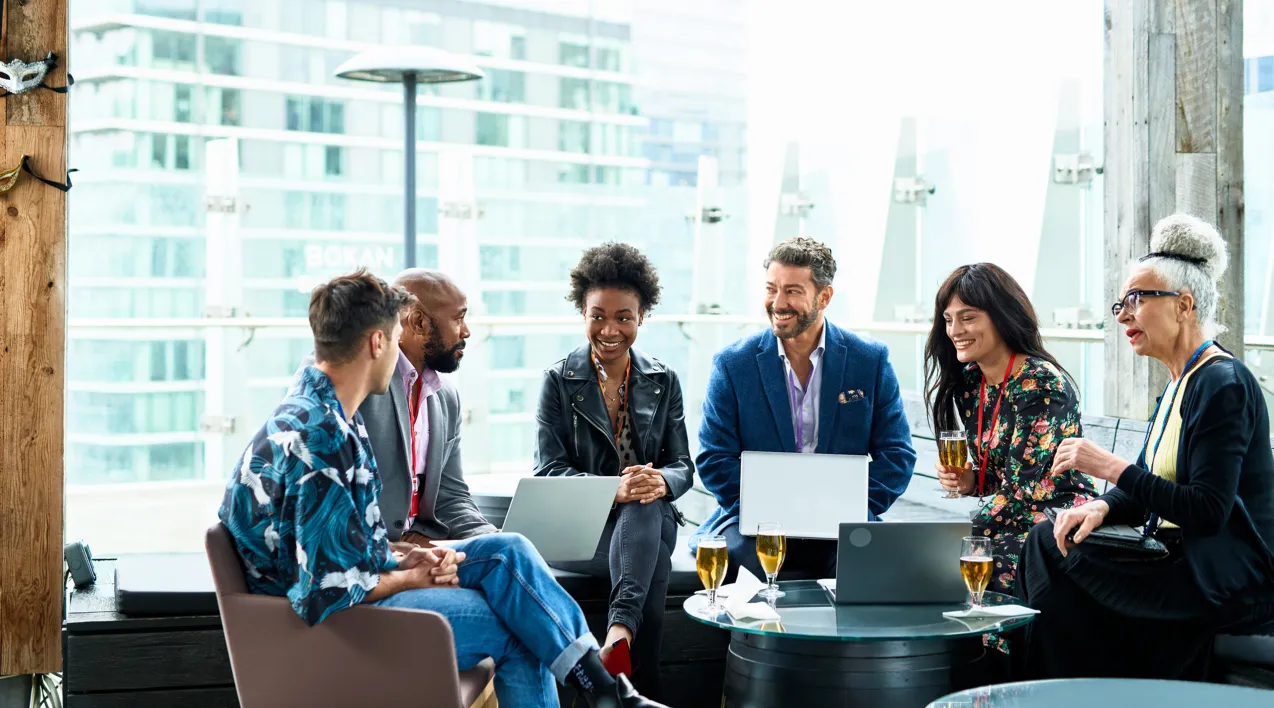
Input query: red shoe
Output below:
<box><xmin>601</xmin><ymin>637</ymin><xmax>632</xmax><ymax>677</ymax></box>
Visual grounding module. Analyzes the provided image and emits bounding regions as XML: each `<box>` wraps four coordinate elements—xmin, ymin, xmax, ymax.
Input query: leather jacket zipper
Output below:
<box><xmin>573</xmin><ymin>411</ymin><xmax>579</xmax><ymax>457</ymax></box>
<box><xmin>572</xmin><ymin>403</ymin><xmax>620</xmax><ymax>459</ymax></box>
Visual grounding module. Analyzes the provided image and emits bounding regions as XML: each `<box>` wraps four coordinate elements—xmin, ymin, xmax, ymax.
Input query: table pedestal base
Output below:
<box><xmin>723</xmin><ymin>632</ymin><xmax>982</xmax><ymax>708</ymax></box>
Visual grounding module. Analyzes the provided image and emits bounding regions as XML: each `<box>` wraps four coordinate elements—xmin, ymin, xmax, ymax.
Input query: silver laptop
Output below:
<box><xmin>499</xmin><ymin>476</ymin><xmax>620</xmax><ymax>562</ymax></box>
<box><xmin>739</xmin><ymin>451</ymin><xmax>869</xmax><ymax>539</ymax></box>
<box><xmin>831</xmin><ymin>522</ymin><xmax>972</xmax><ymax>604</ymax></box>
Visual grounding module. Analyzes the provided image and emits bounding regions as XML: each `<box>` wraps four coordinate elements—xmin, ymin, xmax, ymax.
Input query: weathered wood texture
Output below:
<box><xmin>0</xmin><ymin>0</ymin><xmax>69</xmax><ymax>674</ymax></box>
<box><xmin>1106</xmin><ymin>0</ymin><xmax>1244</xmax><ymax>418</ymax></box>
<box><xmin>1104</xmin><ymin>0</ymin><xmax>1156</xmax><ymax>419</ymax></box>
<box><xmin>1177</xmin><ymin>152</ymin><xmax>1219</xmax><ymax>218</ymax></box>
<box><xmin>1215</xmin><ymin>0</ymin><xmax>1245</xmax><ymax>358</ymax></box>
<box><xmin>1148</xmin><ymin>33</ymin><xmax>1177</xmax><ymax>226</ymax></box>
<box><xmin>1174</xmin><ymin>0</ymin><xmax>1217</xmax><ymax>152</ymax></box>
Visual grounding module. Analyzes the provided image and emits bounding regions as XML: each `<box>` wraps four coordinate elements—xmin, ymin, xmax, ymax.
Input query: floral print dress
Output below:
<box><xmin>956</xmin><ymin>356</ymin><xmax>1098</xmax><ymax>597</ymax></box>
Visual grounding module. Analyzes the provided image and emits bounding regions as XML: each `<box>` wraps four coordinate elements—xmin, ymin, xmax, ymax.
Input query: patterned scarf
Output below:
<box><xmin>593</xmin><ymin>352</ymin><xmax>631</xmax><ymax>445</ymax></box>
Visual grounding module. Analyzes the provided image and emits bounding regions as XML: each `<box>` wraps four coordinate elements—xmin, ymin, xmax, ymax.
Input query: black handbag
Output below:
<box><xmin>1043</xmin><ymin>507</ymin><xmax>1170</xmax><ymax>558</ymax></box>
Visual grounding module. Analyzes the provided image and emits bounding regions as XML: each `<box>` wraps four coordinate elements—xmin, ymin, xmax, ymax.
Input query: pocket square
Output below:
<box><xmin>838</xmin><ymin>389</ymin><xmax>865</xmax><ymax>404</ymax></box>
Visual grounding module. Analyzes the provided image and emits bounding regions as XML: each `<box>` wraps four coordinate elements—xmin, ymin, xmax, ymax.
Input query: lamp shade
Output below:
<box><xmin>334</xmin><ymin>46</ymin><xmax>484</xmax><ymax>84</ymax></box>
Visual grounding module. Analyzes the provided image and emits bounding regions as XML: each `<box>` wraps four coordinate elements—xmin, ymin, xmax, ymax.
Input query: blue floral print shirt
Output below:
<box><xmin>218</xmin><ymin>366</ymin><xmax>398</xmax><ymax>626</ymax></box>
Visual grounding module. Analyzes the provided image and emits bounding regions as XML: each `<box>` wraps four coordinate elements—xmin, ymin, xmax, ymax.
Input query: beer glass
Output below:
<box><xmin>938</xmin><ymin>430</ymin><xmax>968</xmax><ymax>499</ymax></box>
<box><xmin>960</xmin><ymin>536</ymin><xmax>994</xmax><ymax>608</ymax></box>
<box><xmin>755</xmin><ymin>522</ymin><xmax>787</xmax><ymax>600</ymax></box>
<box><xmin>696</xmin><ymin>535</ymin><xmax>729</xmax><ymax>617</ymax></box>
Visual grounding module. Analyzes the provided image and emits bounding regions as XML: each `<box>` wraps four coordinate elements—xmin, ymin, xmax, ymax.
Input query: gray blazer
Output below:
<box><xmin>297</xmin><ymin>358</ymin><xmax>496</xmax><ymax>541</ymax></box>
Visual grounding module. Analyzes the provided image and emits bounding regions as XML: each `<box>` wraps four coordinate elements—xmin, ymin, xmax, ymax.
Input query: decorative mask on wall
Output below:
<box><xmin>0</xmin><ymin>156</ymin><xmax>75</xmax><ymax>193</ymax></box>
<box><xmin>0</xmin><ymin>52</ymin><xmax>74</xmax><ymax>96</ymax></box>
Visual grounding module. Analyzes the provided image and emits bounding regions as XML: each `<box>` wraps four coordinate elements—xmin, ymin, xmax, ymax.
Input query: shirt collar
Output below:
<box><xmin>397</xmin><ymin>352</ymin><xmax>442</xmax><ymax>400</ymax></box>
<box><xmin>298</xmin><ymin>365</ymin><xmax>345</xmax><ymax>419</ymax></box>
<box><xmin>417</xmin><ymin>366</ymin><xmax>442</xmax><ymax>399</ymax></box>
<box><xmin>395</xmin><ymin>351</ymin><xmax>419</xmax><ymax>388</ymax></box>
<box><xmin>777</xmin><ymin>321</ymin><xmax>828</xmax><ymax>364</ymax></box>
<box><xmin>396</xmin><ymin>352</ymin><xmax>441</xmax><ymax>401</ymax></box>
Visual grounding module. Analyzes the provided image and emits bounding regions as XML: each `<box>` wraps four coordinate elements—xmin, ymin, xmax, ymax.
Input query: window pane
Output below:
<box><xmin>65</xmin><ymin>0</ymin><xmax>1111</xmax><ymax>561</ymax></box>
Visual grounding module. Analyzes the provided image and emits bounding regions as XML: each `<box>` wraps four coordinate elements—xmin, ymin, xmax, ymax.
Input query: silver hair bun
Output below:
<box><xmin>1149</xmin><ymin>213</ymin><xmax>1228</xmax><ymax>281</ymax></box>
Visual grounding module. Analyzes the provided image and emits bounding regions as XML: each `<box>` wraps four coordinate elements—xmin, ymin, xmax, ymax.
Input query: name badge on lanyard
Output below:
<box><xmin>408</xmin><ymin>378</ymin><xmax>423</xmax><ymax>519</ymax></box>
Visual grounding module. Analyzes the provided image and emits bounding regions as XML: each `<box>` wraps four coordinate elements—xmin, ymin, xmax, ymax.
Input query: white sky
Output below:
<box><xmin>741</xmin><ymin>1</ymin><xmax>1105</xmax><ymax>314</ymax></box>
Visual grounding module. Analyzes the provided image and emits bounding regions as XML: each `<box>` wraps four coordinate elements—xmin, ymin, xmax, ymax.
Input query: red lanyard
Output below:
<box><xmin>975</xmin><ymin>353</ymin><xmax>1016</xmax><ymax>496</ymax></box>
<box><xmin>408</xmin><ymin>377</ymin><xmax>422</xmax><ymax>518</ymax></box>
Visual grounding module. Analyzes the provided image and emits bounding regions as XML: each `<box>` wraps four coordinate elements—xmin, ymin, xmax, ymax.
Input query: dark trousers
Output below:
<box><xmin>552</xmin><ymin>499</ymin><xmax>677</xmax><ymax>699</ymax></box>
<box><xmin>1016</xmin><ymin>520</ymin><xmax>1213</xmax><ymax>681</ymax></box>
<box><xmin>723</xmin><ymin>523</ymin><xmax>837</xmax><ymax>583</ymax></box>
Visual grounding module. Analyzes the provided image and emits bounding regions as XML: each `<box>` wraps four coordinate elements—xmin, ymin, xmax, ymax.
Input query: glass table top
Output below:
<box><xmin>929</xmin><ymin>679</ymin><xmax>1274</xmax><ymax>707</ymax></box>
<box><xmin>682</xmin><ymin>581</ymin><xmax>1036</xmax><ymax>642</ymax></box>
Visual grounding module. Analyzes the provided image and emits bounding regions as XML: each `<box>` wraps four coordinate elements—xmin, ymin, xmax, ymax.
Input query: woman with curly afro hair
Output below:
<box><xmin>533</xmin><ymin>242</ymin><xmax>694</xmax><ymax>698</ymax></box>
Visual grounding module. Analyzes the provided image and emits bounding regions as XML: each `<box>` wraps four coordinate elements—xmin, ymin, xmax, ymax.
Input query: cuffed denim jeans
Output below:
<box><xmin>373</xmin><ymin>532</ymin><xmax>598</xmax><ymax>708</ymax></box>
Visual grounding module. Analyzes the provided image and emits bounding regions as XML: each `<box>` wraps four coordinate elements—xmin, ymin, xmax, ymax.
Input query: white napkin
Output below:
<box><xmin>729</xmin><ymin>601</ymin><xmax>781</xmax><ymax>621</ymax></box>
<box><xmin>695</xmin><ymin>565</ymin><xmax>767</xmax><ymax>600</ymax></box>
<box><xmin>722</xmin><ymin>567</ymin><xmax>780</xmax><ymax>620</ymax></box>
<box><xmin>942</xmin><ymin>604</ymin><xmax>1040</xmax><ymax>620</ymax></box>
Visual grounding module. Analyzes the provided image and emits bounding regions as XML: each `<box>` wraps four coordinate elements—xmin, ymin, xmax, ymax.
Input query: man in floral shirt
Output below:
<box><xmin>219</xmin><ymin>270</ymin><xmax>665</xmax><ymax>708</ymax></box>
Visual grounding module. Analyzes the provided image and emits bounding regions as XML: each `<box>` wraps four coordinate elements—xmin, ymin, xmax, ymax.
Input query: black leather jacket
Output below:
<box><xmin>533</xmin><ymin>344</ymin><xmax>695</xmax><ymax>511</ymax></box>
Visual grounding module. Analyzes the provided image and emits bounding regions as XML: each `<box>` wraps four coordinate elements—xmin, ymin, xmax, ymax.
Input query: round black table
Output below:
<box><xmin>684</xmin><ymin>582</ymin><xmax>1036</xmax><ymax>708</ymax></box>
<box><xmin>929</xmin><ymin>678</ymin><xmax>1274</xmax><ymax>707</ymax></box>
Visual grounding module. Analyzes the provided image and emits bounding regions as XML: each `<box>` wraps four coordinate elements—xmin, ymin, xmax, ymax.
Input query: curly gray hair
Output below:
<box><xmin>764</xmin><ymin>237</ymin><xmax>837</xmax><ymax>289</ymax></box>
<box><xmin>1134</xmin><ymin>213</ymin><xmax>1229</xmax><ymax>338</ymax></box>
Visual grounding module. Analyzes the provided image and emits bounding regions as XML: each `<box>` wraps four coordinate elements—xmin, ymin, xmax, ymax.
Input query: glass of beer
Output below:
<box><xmin>696</xmin><ymin>535</ymin><xmax>729</xmax><ymax>618</ymax></box>
<box><xmin>755</xmin><ymin>522</ymin><xmax>787</xmax><ymax>600</ymax></box>
<box><xmin>938</xmin><ymin>430</ymin><xmax>968</xmax><ymax>499</ymax></box>
<box><xmin>960</xmin><ymin>536</ymin><xmax>994</xmax><ymax>608</ymax></box>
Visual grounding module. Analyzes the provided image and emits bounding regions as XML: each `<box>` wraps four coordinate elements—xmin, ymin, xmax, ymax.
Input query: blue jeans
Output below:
<box><xmin>373</xmin><ymin>533</ymin><xmax>598</xmax><ymax>708</ymax></box>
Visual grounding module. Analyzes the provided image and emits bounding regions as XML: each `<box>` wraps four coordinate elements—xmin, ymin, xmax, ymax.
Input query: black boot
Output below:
<box><xmin>567</xmin><ymin>650</ymin><xmax>670</xmax><ymax>708</ymax></box>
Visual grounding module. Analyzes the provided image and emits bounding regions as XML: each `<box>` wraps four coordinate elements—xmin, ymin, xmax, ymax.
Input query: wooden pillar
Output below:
<box><xmin>1104</xmin><ymin>0</ymin><xmax>1244</xmax><ymax>419</ymax></box>
<box><xmin>0</xmin><ymin>0</ymin><xmax>68</xmax><ymax>674</ymax></box>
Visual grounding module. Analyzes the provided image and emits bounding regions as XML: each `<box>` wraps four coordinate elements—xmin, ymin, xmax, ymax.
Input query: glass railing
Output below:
<box><xmin>67</xmin><ymin>313</ymin><xmax>1274</xmax><ymax>554</ymax></box>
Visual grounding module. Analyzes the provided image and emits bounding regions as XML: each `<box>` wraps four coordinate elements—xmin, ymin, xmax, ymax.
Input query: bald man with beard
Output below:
<box><xmin>299</xmin><ymin>269</ymin><xmax>494</xmax><ymax>542</ymax></box>
<box><xmin>361</xmin><ymin>268</ymin><xmax>498</xmax><ymax>543</ymax></box>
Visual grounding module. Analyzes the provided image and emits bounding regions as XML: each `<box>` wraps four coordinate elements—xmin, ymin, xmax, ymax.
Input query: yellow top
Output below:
<box><xmin>1143</xmin><ymin>353</ymin><xmax>1227</xmax><ymax>530</ymax></box>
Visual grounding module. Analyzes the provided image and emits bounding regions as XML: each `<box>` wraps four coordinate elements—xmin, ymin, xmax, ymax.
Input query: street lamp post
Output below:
<box><xmin>335</xmin><ymin>47</ymin><xmax>483</xmax><ymax>269</ymax></box>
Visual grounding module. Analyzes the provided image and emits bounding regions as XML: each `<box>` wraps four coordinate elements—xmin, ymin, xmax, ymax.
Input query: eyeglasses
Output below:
<box><xmin>1110</xmin><ymin>289</ymin><xmax>1182</xmax><ymax>316</ymax></box>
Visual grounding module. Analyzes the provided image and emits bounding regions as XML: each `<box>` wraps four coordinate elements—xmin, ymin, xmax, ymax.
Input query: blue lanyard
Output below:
<box><xmin>1142</xmin><ymin>339</ymin><xmax>1213</xmax><ymax>535</ymax></box>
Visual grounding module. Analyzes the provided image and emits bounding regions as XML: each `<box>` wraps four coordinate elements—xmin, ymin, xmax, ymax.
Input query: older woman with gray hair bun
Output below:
<box><xmin>1015</xmin><ymin>213</ymin><xmax>1274</xmax><ymax>680</ymax></box>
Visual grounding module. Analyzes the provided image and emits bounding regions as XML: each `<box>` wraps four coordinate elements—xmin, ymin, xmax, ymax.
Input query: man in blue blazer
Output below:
<box><xmin>693</xmin><ymin>237</ymin><xmax>916</xmax><ymax>580</ymax></box>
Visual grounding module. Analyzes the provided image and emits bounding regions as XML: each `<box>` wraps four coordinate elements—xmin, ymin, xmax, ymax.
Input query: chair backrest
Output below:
<box><xmin>205</xmin><ymin>523</ymin><xmax>472</xmax><ymax>708</ymax></box>
<box><xmin>206</xmin><ymin>522</ymin><xmax>248</xmax><ymax>596</ymax></box>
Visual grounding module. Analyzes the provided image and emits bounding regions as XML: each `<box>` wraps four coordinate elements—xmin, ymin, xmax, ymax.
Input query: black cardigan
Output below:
<box><xmin>1100</xmin><ymin>356</ymin><xmax>1274</xmax><ymax>622</ymax></box>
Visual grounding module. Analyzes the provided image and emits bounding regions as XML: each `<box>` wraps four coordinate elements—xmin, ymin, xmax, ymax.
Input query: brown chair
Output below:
<box><xmin>206</xmin><ymin>524</ymin><xmax>496</xmax><ymax>708</ymax></box>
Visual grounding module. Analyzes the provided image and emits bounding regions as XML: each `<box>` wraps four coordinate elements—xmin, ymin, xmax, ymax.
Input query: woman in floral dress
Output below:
<box><xmin>924</xmin><ymin>264</ymin><xmax>1098</xmax><ymax>604</ymax></box>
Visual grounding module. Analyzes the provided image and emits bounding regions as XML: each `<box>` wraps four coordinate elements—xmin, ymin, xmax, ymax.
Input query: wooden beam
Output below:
<box><xmin>0</xmin><ymin>0</ymin><xmax>68</xmax><ymax>674</ymax></box>
<box><xmin>1104</xmin><ymin>0</ymin><xmax>1156</xmax><ymax>419</ymax></box>
<box><xmin>1174</xmin><ymin>0</ymin><xmax>1217</xmax><ymax>153</ymax></box>
<box><xmin>1150</xmin><ymin>0</ymin><xmax>1176</xmax><ymax>33</ymax></box>
<box><xmin>1215</xmin><ymin>0</ymin><xmax>1244</xmax><ymax>356</ymax></box>
<box><xmin>1176</xmin><ymin>152</ymin><xmax>1219</xmax><ymax>218</ymax></box>
<box><xmin>1148</xmin><ymin>32</ymin><xmax>1177</xmax><ymax>225</ymax></box>
<box><xmin>1106</xmin><ymin>0</ymin><xmax>1244</xmax><ymax>415</ymax></box>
